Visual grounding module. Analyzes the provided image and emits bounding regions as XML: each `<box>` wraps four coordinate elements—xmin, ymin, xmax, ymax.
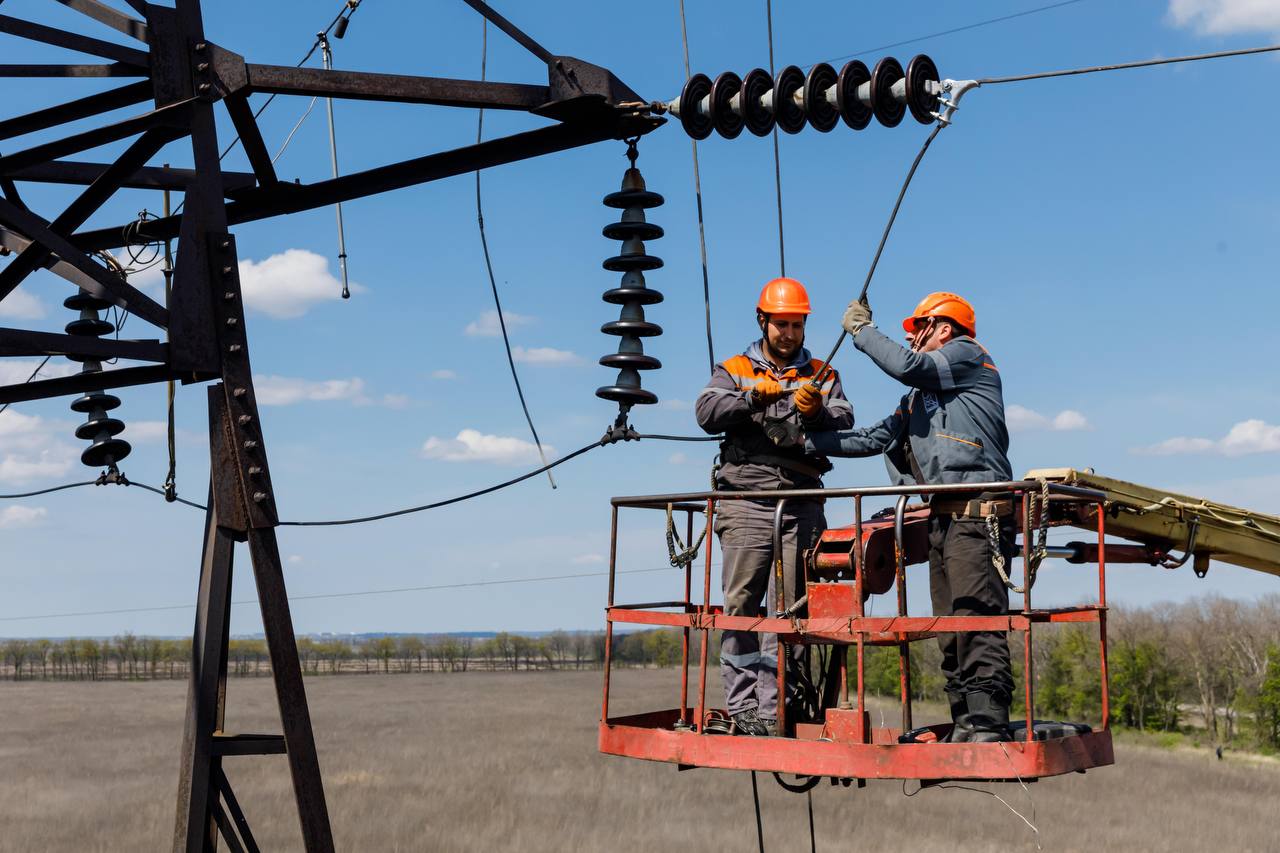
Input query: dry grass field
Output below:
<box><xmin>2</xmin><ymin>670</ymin><xmax>1278</xmax><ymax>852</ymax></box>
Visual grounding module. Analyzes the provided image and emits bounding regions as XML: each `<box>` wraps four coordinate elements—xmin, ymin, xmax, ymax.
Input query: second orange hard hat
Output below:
<box><xmin>901</xmin><ymin>292</ymin><xmax>975</xmax><ymax>335</ymax></box>
<box><xmin>757</xmin><ymin>277</ymin><xmax>811</xmax><ymax>315</ymax></box>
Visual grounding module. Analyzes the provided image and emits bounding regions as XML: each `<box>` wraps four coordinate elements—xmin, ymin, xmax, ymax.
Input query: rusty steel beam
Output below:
<box><xmin>0</xmin><ymin>327</ymin><xmax>166</xmax><ymax>361</ymax></box>
<box><xmin>0</xmin><ymin>363</ymin><xmax>171</xmax><ymax>405</ymax></box>
<box><xmin>0</xmin><ymin>14</ymin><xmax>150</xmax><ymax>67</ymax></box>
<box><xmin>0</xmin><ymin>197</ymin><xmax>169</xmax><ymax>328</ymax></box>
<box><xmin>0</xmin><ymin>80</ymin><xmax>154</xmax><ymax>143</ymax></box>
<box><xmin>223</xmin><ymin>93</ymin><xmax>276</xmax><ymax>186</ymax></box>
<box><xmin>245</xmin><ymin>63</ymin><xmax>550</xmax><ymax>109</ymax></box>
<box><xmin>6</xmin><ymin>160</ymin><xmax>256</xmax><ymax>193</ymax></box>
<box><xmin>0</xmin><ymin>63</ymin><xmax>148</xmax><ymax>77</ymax></box>
<box><xmin>0</xmin><ymin>100</ymin><xmax>191</xmax><ymax>173</ymax></box>
<box><xmin>53</xmin><ymin>0</ymin><xmax>151</xmax><ymax>44</ymax></box>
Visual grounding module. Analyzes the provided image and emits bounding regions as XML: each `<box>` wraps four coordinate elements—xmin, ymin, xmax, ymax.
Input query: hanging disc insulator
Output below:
<box><xmin>904</xmin><ymin>54</ymin><xmax>940</xmax><ymax>124</ymax></box>
<box><xmin>836</xmin><ymin>60</ymin><xmax>872</xmax><ymax>130</ymax></box>
<box><xmin>674</xmin><ymin>73</ymin><xmax>713</xmax><ymax>140</ymax></box>
<box><xmin>602</xmin><ymin>219</ymin><xmax>664</xmax><ymax>241</ymax></box>
<box><xmin>710</xmin><ymin>71</ymin><xmax>744</xmax><ymax>139</ymax></box>
<box><xmin>604</xmin><ymin>270</ymin><xmax>664</xmax><ymax>306</ymax></box>
<box><xmin>803</xmin><ymin>63</ymin><xmax>839</xmax><ymax>132</ymax></box>
<box><xmin>63</xmin><ymin>291</ymin><xmax>113</xmax><ymax>312</ymax></box>
<box><xmin>871</xmin><ymin>56</ymin><xmax>906</xmax><ymax>127</ymax></box>
<box><xmin>604</xmin><ymin>167</ymin><xmax>664</xmax><ymax>209</ymax></box>
<box><xmin>71</xmin><ymin>392</ymin><xmax>120</xmax><ymax>414</ymax></box>
<box><xmin>596</xmin><ymin>384</ymin><xmax>658</xmax><ymax>406</ymax></box>
<box><xmin>81</xmin><ymin>436</ymin><xmax>131</xmax><ymax>468</ymax></box>
<box><xmin>601</xmin><ymin>319</ymin><xmax>663</xmax><ymax>338</ymax></box>
<box><xmin>65</xmin><ymin>316</ymin><xmax>114</xmax><ymax>337</ymax></box>
<box><xmin>773</xmin><ymin>65</ymin><xmax>806</xmax><ymax>134</ymax></box>
<box><xmin>741</xmin><ymin>68</ymin><xmax>775</xmax><ymax>137</ymax></box>
<box><xmin>75</xmin><ymin>416</ymin><xmax>125</xmax><ymax>440</ymax></box>
<box><xmin>603</xmin><ymin>232</ymin><xmax>664</xmax><ymax>272</ymax></box>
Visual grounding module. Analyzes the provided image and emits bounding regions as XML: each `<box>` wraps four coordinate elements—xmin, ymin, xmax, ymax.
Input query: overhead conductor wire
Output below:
<box><xmin>765</xmin><ymin>0</ymin><xmax>785</xmax><ymax>276</ymax></box>
<box><xmin>475</xmin><ymin>19</ymin><xmax>556</xmax><ymax>488</ymax></box>
<box><xmin>677</xmin><ymin>0</ymin><xmax>716</xmax><ymax>374</ymax></box>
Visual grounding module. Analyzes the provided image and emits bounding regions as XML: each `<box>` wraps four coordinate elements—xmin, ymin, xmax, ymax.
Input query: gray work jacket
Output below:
<box><xmin>696</xmin><ymin>341</ymin><xmax>854</xmax><ymax>492</ymax></box>
<box><xmin>805</xmin><ymin>326</ymin><xmax>1012</xmax><ymax>486</ymax></box>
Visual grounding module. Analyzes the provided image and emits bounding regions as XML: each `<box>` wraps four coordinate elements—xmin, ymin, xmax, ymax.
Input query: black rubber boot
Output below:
<box><xmin>961</xmin><ymin>691</ymin><xmax>1011</xmax><ymax>743</ymax></box>
<box><xmin>945</xmin><ymin>693</ymin><xmax>971</xmax><ymax>743</ymax></box>
<box><xmin>731</xmin><ymin>708</ymin><xmax>771</xmax><ymax>737</ymax></box>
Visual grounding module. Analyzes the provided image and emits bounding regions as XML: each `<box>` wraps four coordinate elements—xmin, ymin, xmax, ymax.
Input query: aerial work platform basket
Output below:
<box><xmin>598</xmin><ymin>478</ymin><xmax>1120</xmax><ymax>784</ymax></box>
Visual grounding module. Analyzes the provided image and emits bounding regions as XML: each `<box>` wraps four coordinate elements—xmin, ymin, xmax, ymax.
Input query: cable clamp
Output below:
<box><xmin>95</xmin><ymin>464</ymin><xmax>130</xmax><ymax>487</ymax></box>
<box><xmin>932</xmin><ymin>79</ymin><xmax>981</xmax><ymax>127</ymax></box>
<box><xmin>600</xmin><ymin>411</ymin><xmax>640</xmax><ymax>446</ymax></box>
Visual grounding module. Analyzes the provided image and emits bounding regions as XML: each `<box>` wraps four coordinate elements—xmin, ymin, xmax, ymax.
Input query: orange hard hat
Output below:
<box><xmin>901</xmin><ymin>292</ymin><xmax>975</xmax><ymax>336</ymax></box>
<box><xmin>757</xmin><ymin>277</ymin><xmax>811</xmax><ymax>315</ymax></box>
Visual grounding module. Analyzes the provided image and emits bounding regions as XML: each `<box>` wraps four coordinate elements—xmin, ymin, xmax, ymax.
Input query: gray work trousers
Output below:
<box><xmin>715</xmin><ymin>499</ymin><xmax>825</xmax><ymax>719</ymax></box>
<box><xmin>929</xmin><ymin>514</ymin><xmax>1016</xmax><ymax>706</ymax></box>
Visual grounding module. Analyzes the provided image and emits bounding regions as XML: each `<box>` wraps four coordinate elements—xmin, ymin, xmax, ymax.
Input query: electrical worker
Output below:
<box><xmin>695</xmin><ymin>277</ymin><xmax>853</xmax><ymax>737</ymax></box>
<box><xmin>805</xmin><ymin>292</ymin><xmax>1015</xmax><ymax>743</ymax></box>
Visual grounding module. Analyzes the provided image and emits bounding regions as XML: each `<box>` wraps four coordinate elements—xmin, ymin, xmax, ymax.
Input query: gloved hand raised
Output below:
<box><xmin>842</xmin><ymin>298</ymin><xmax>873</xmax><ymax>335</ymax></box>
<box><xmin>793</xmin><ymin>383</ymin><xmax>823</xmax><ymax>419</ymax></box>
<box><xmin>750</xmin><ymin>377</ymin><xmax>785</xmax><ymax>407</ymax></box>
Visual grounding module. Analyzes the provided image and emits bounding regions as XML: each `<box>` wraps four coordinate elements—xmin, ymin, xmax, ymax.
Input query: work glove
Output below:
<box><xmin>793</xmin><ymin>383</ymin><xmax>823</xmax><ymax>419</ymax></box>
<box><xmin>750</xmin><ymin>377</ymin><xmax>785</xmax><ymax>407</ymax></box>
<box><xmin>842</xmin><ymin>298</ymin><xmax>873</xmax><ymax>336</ymax></box>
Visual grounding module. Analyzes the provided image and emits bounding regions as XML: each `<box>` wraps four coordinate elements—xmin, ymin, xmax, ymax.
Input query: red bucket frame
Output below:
<box><xmin>598</xmin><ymin>480</ymin><xmax>1116</xmax><ymax>782</ymax></box>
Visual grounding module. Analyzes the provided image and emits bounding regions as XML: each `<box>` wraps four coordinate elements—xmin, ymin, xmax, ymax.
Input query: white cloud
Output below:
<box><xmin>1168</xmin><ymin>0</ymin><xmax>1280</xmax><ymax>36</ymax></box>
<box><xmin>0</xmin><ymin>410</ymin><xmax>77</xmax><ymax>484</ymax></box>
<box><xmin>0</xmin><ymin>505</ymin><xmax>47</xmax><ymax>529</ymax></box>
<box><xmin>571</xmin><ymin>553</ymin><xmax>604</xmax><ymax>565</ymax></box>
<box><xmin>381</xmin><ymin>393</ymin><xmax>410</xmax><ymax>409</ymax></box>
<box><xmin>511</xmin><ymin>346</ymin><xmax>581</xmax><ymax>366</ymax></box>
<box><xmin>465</xmin><ymin>309</ymin><xmax>533</xmax><ymax>337</ymax></box>
<box><xmin>1006</xmin><ymin>405</ymin><xmax>1092</xmax><ymax>432</ymax></box>
<box><xmin>668</xmin><ymin>452</ymin><xmax>689</xmax><ymax>465</ymax></box>
<box><xmin>0</xmin><ymin>359</ymin><xmax>78</xmax><ymax>385</ymax></box>
<box><xmin>420</xmin><ymin>429</ymin><xmax>554</xmax><ymax>465</ymax></box>
<box><xmin>0</xmin><ymin>289</ymin><xmax>47</xmax><ymax>320</ymax></box>
<box><xmin>431</xmin><ymin>369</ymin><xmax>458</xmax><ymax>380</ymax></box>
<box><xmin>237</xmin><ymin>249</ymin><xmax>363</xmax><ymax>319</ymax></box>
<box><xmin>253</xmin><ymin>375</ymin><xmax>367</xmax><ymax>406</ymax></box>
<box><xmin>287</xmin><ymin>554</ymin><xmax>304</xmax><ymax>565</ymax></box>
<box><xmin>660</xmin><ymin>399</ymin><xmax>693</xmax><ymax>412</ymax></box>
<box><xmin>1135</xmin><ymin>419</ymin><xmax>1280</xmax><ymax>456</ymax></box>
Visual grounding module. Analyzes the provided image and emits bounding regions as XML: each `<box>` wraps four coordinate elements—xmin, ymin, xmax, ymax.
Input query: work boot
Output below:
<box><xmin>731</xmin><ymin>708</ymin><xmax>770</xmax><ymax>737</ymax></box>
<box><xmin>945</xmin><ymin>693</ymin><xmax>970</xmax><ymax>743</ymax></box>
<box><xmin>958</xmin><ymin>692</ymin><xmax>1011</xmax><ymax>743</ymax></box>
<box><xmin>759</xmin><ymin>716</ymin><xmax>778</xmax><ymax>737</ymax></box>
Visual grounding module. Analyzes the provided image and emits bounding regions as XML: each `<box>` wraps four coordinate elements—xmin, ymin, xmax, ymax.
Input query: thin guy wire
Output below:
<box><xmin>475</xmin><ymin>19</ymin><xmax>555</xmax><ymax>489</ymax></box>
<box><xmin>271</xmin><ymin>96</ymin><xmax>320</xmax><ymax>164</ymax></box>
<box><xmin>814</xmin><ymin>0</ymin><xmax>1091</xmax><ymax>67</ymax></box>
<box><xmin>811</xmin><ymin>123</ymin><xmax>943</xmax><ymax>386</ymax></box>
<box><xmin>751</xmin><ymin>771</ymin><xmax>766</xmax><ymax>853</ymax></box>
<box><xmin>678</xmin><ymin>0</ymin><xmax>715</xmax><ymax>375</ymax></box>
<box><xmin>765</xmin><ymin>0</ymin><xmax>784</xmax><ymax>276</ymax></box>
<box><xmin>0</xmin><ymin>355</ymin><xmax>51</xmax><ymax>416</ymax></box>
<box><xmin>979</xmin><ymin>42</ymin><xmax>1280</xmax><ymax>84</ymax></box>
<box><xmin>807</xmin><ymin>790</ymin><xmax>816</xmax><ymax>853</ymax></box>
<box><xmin>0</xmin><ymin>565</ymin><xmax>703</xmax><ymax>623</ymax></box>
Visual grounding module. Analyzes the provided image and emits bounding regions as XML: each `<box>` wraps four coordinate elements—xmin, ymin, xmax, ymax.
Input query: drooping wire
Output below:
<box><xmin>765</xmin><ymin>0</ymin><xmax>785</xmax><ymax>276</ymax></box>
<box><xmin>0</xmin><ymin>480</ymin><xmax>97</xmax><ymax>499</ymax></box>
<box><xmin>0</xmin><ymin>564</ymin><xmax>701</xmax><ymax>624</ymax></box>
<box><xmin>978</xmin><ymin>42</ymin><xmax>1280</xmax><ymax>84</ymax></box>
<box><xmin>677</xmin><ymin>0</ymin><xmax>715</xmax><ymax>375</ymax></box>
<box><xmin>0</xmin><ymin>355</ymin><xmax>51</xmax><ymax>416</ymax></box>
<box><xmin>475</xmin><ymin>19</ymin><xmax>556</xmax><ymax>489</ymax></box>
<box><xmin>810</xmin><ymin>123</ymin><xmax>944</xmax><ymax>386</ymax></box>
<box><xmin>814</xmin><ymin>0</ymin><xmax>1092</xmax><ymax>67</ymax></box>
<box><xmin>161</xmin><ymin>182</ymin><xmax>177</xmax><ymax>501</ymax></box>
<box><xmin>751</xmin><ymin>771</ymin><xmax>766</xmax><ymax>853</ymax></box>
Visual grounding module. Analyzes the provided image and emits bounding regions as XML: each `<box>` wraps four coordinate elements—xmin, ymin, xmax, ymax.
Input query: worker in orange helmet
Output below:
<box><xmin>695</xmin><ymin>277</ymin><xmax>853</xmax><ymax>737</ymax></box>
<box><xmin>805</xmin><ymin>292</ymin><xmax>1016</xmax><ymax>743</ymax></box>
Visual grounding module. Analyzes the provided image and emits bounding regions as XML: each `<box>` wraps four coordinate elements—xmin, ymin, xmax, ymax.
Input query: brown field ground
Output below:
<box><xmin>2</xmin><ymin>669</ymin><xmax>1278</xmax><ymax>852</ymax></box>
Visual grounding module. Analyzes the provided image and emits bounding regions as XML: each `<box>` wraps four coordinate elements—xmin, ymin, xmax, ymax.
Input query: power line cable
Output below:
<box><xmin>0</xmin><ymin>564</ymin><xmax>702</xmax><ymax>624</ymax></box>
<box><xmin>475</xmin><ymin>19</ymin><xmax>556</xmax><ymax>489</ymax></box>
<box><xmin>677</xmin><ymin>0</ymin><xmax>716</xmax><ymax>375</ymax></box>
<box><xmin>815</xmin><ymin>0</ymin><xmax>1092</xmax><ymax>66</ymax></box>
<box><xmin>978</xmin><ymin>42</ymin><xmax>1280</xmax><ymax>84</ymax></box>
<box><xmin>765</xmin><ymin>0</ymin><xmax>785</xmax><ymax>276</ymax></box>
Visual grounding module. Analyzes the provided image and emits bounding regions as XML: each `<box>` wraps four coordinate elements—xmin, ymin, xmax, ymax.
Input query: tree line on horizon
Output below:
<box><xmin>4</xmin><ymin>596</ymin><xmax>1278</xmax><ymax>751</ymax></box>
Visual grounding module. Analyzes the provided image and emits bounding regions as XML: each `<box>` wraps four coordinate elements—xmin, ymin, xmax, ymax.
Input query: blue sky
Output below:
<box><xmin>1</xmin><ymin>0</ymin><xmax>1277</xmax><ymax>638</ymax></box>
